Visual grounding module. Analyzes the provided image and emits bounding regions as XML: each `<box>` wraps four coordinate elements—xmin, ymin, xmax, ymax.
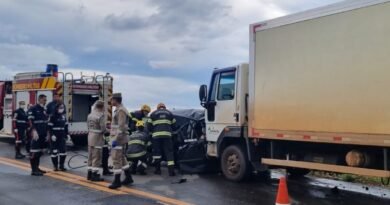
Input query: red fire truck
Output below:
<box><xmin>0</xmin><ymin>65</ymin><xmax>113</xmax><ymax>146</ymax></box>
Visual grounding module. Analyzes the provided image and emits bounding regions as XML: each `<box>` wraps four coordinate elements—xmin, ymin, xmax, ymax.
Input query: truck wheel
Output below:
<box><xmin>287</xmin><ymin>168</ymin><xmax>311</xmax><ymax>178</ymax></box>
<box><xmin>221</xmin><ymin>145</ymin><xmax>249</xmax><ymax>182</ymax></box>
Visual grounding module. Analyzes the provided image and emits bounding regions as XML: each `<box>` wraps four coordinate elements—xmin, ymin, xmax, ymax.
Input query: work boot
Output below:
<box><xmin>59</xmin><ymin>155</ymin><xmax>67</xmax><ymax>171</ymax></box>
<box><xmin>122</xmin><ymin>169</ymin><xmax>134</xmax><ymax>185</ymax></box>
<box><xmin>30</xmin><ymin>158</ymin><xmax>43</xmax><ymax>176</ymax></box>
<box><xmin>91</xmin><ymin>172</ymin><xmax>104</xmax><ymax>182</ymax></box>
<box><xmin>154</xmin><ymin>164</ymin><xmax>161</xmax><ymax>175</ymax></box>
<box><xmin>87</xmin><ymin>170</ymin><xmax>92</xmax><ymax>180</ymax></box>
<box><xmin>108</xmin><ymin>174</ymin><xmax>122</xmax><ymax>189</ymax></box>
<box><xmin>51</xmin><ymin>156</ymin><xmax>59</xmax><ymax>171</ymax></box>
<box><xmin>15</xmin><ymin>152</ymin><xmax>25</xmax><ymax>159</ymax></box>
<box><xmin>36</xmin><ymin>153</ymin><xmax>46</xmax><ymax>174</ymax></box>
<box><xmin>15</xmin><ymin>146</ymin><xmax>25</xmax><ymax>159</ymax></box>
<box><xmin>168</xmin><ymin>165</ymin><xmax>176</xmax><ymax>177</ymax></box>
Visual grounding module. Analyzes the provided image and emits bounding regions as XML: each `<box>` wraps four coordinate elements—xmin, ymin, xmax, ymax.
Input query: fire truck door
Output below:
<box><xmin>3</xmin><ymin>95</ymin><xmax>13</xmax><ymax>134</ymax></box>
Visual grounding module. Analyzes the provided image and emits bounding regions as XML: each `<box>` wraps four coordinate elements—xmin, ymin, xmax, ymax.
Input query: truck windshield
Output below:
<box><xmin>217</xmin><ymin>71</ymin><xmax>235</xmax><ymax>101</ymax></box>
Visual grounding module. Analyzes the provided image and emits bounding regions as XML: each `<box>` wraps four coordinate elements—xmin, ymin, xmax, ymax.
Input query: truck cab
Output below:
<box><xmin>199</xmin><ymin>63</ymin><xmax>254</xmax><ymax>181</ymax></box>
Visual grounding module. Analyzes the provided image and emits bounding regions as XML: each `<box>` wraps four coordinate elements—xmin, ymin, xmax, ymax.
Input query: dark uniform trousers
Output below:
<box><xmin>13</xmin><ymin>108</ymin><xmax>28</xmax><ymax>155</ymax></box>
<box><xmin>48</xmin><ymin>113</ymin><xmax>68</xmax><ymax>169</ymax></box>
<box><xmin>149</xmin><ymin>109</ymin><xmax>177</xmax><ymax>171</ymax></box>
<box><xmin>28</xmin><ymin>104</ymin><xmax>49</xmax><ymax>173</ymax></box>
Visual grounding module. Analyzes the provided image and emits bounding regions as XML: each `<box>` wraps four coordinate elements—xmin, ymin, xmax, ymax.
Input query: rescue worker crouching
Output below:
<box><xmin>108</xmin><ymin>93</ymin><xmax>133</xmax><ymax>189</ymax></box>
<box><xmin>149</xmin><ymin>103</ymin><xmax>176</xmax><ymax>176</ymax></box>
<box><xmin>126</xmin><ymin>121</ymin><xmax>151</xmax><ymax>175</ymax></box>
<box><xmin>86</xmin><ymin>100</ymin><xmax>106</xmax><ymax>181</ymax></box>
<box><xmin>13</xmin><ymin>101</ymin><xmax>28</xmax><ymax>159</ymax></box>
<box><xmin>48</xmin><ymin>103</ymin><xmax>69</xmax><ymax>171</ymax></box>
<box><xmin>28</xmin><ymin>94</ymin><xmax>49</xmax><ymax>176</ymax></box>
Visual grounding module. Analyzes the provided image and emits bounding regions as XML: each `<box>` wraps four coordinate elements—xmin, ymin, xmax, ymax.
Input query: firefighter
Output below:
<box><xmin>13</xmin><ymin>101</ymin><xmax>28</xmax><ymax>159</ymax></box>
<box><xmin>86</xmin><ymin>100</ymin><xmax>106</xmax><ymax>181</ymax></box>
<box><xmin>28</xmin><ymin>94</ymin><xmax>49</xmax><ymax>176</ymax></box>
<box><xmin>108</xmin><ymin>93</ymin><xmax>133</xmax><ymax>189</ymax></box>
<box><xmin>46</xmin><ymin>93</ymin><xmax>65</xmax><ymax>117</ymax></box>
<box><xmin>48</xmin><ymin>103</ymin><xmax>69</xmax><ymax>171</ymax></box>
<box><xmin>149</xmin><ymin>103</ymin><xmax>176</xmax><ymax>176</ymax></box>
<box><xmin>126</xmin><ymin>121</ymin><xmax>151</xmax><ymax>175</ymax></box>
<box><xmin>129</xmin><ymin>104</ymin><xmax>151</xmax><ymax>133</ymax></box>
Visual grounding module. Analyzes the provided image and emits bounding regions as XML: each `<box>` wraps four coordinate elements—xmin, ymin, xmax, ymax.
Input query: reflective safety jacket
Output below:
<box><xmin>48</xmin><ymin>113</ymin><xmax>68</xmax><ymax>138</ymax></box>
<box><xmin>149</xmin><ymin>109</ymin><xmax>176</xmax><ymax>138</ymax></box>
<box><xmin>13</xmin><ymin>108</ymin><xmax>28</xmax><ymax>130</ymax></box>
<box><xmin>126</xmin><ymin>131</ymin><xmax>151</xmax><ymax>159</ymax></box>
<box><xmin>129</xmin><ymin>110</ymin><xmax>150</xmax><ymax>134</ymax></box>
<box><xmin>28</xmin><ymin>104</ymin><xmax>48</xmax><ymax>135</ymax></box>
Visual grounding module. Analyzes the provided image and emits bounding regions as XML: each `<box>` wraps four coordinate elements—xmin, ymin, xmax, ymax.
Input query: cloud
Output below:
<box><xmin>61</xmin><ymin>68</ymin><xmax>200</xmax><ymax>110</ymax></box>
<box><xmin>0</xmin><ymin>43</ymin><xmax>70</xmax><ymax>70</ymax></box>
<box><xmin>0</xmin><ymin>0</ymin><xmax>344</xmax><ymax>107</ymax></box>
<box><xmin>149</xmin><ymin>60</ymin><xmax>180</xmax><ymax>69</ymax></box>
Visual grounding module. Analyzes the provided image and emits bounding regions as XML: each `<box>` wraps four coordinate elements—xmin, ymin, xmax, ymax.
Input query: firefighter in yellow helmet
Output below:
<box><xmin>149</xmin><ymin>103</ymin><xmax>177</xmax><ymax>176</ymax></box>
<box><xmin>128</xmin><ymin>104</ymin><xmax>151</xmax><ymax>134</ymax></box>
<box><xmin>126</xmin><ymin>120</ymin><xmax>151</xmax><ymax>175</ymax></box>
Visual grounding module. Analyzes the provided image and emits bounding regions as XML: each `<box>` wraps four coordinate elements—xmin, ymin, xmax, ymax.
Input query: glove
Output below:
<box><xmin>104</xmin><ymin>136</ymin><xmax>110</xmax><ymax>142</ymax></box>
<box><xmin>51</xmin><ymin>135</ymin><xmax>57</xmax><ymax>142</ymax></box>
<box><xmin>111</xmin><ymin>140</ymin><xmax>117</xmax><ymax>148</ymax></box>
<box><xmin>14</xmin><ymin>129</ymin><xmax>18</xmax><ymax>133</ymax></box>
<box><xmin>32</xmin><ymin>130</ymin><xmax>39</xmax><ymax>141</ymax></box>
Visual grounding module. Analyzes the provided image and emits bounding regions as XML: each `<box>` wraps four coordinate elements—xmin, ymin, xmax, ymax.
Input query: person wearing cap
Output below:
<box><xmin>149</xmin><ymin>103</ymin><xmax>177</xmax><ymax>176</ymax></box>
<box><xmin>108</xmin><ymin>93</ymin><xmax>133</xmax><ymax>189</ymax></box>
<box><xmin>128</xmin><ymin>104</ymin><xmax>151</xmax><ymax>133</ymax></box>
<box><xmin>48</xmin><ymin>103</ymin><xmax>69</xmax><ymax>171</ymax></box>
<box><xmin>28</xmin><ymin>94</ymin><xmax>49</xmax><ymax>176</ymax></box>
<box><xmin>126</xmin><ymin>121</ymin><xmax>151</xmax><ymax>175</ymax></box>
<box><xmin>13</xmin><ymin>101</ymin><xmax>28</xmax><ymax>159</ymax></box>
<box><xmin>86</xmin><ymin>100</ymin><xmax>107</xmax><ymax>181</ymax></box>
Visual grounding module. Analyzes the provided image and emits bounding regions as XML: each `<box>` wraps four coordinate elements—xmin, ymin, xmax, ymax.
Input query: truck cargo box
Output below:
<box><xmin>249</xmin><ymin>0</ymin><xmax>390</xmax><ymax>146</ymax></box>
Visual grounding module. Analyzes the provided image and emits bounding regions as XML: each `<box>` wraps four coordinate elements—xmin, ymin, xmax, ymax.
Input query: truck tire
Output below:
<box><xmin>287</xmin><ymin>168</ymin><xmax>310</xmax><ymax>178</ymax></box>
<box><xmin>221</xmin><ymin>145</ymin><xmax>249</xmax><ymax>182</ymax></box>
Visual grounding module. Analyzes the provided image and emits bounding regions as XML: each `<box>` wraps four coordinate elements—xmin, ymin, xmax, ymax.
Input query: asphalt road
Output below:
<box><xmin>0</xmin><ymin>140</ymin><xmax>390</xmax><ymax>205</ymax></box>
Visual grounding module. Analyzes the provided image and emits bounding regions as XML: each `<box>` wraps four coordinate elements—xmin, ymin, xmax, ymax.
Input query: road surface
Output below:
<box><xmin>0</xmin><ymin>140</ymin><xmax>389</xmax><ymax>205</ymax></box>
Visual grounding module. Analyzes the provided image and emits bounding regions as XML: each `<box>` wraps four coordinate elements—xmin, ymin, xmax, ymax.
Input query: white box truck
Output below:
<box><xmin>199</xmin><ymin>0</ymin><xmax>390</xmax><ymax>181</ymax></box>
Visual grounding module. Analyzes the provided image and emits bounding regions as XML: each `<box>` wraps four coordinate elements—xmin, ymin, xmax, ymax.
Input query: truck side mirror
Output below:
<box><xmin>199</xmin><ymin>85</ymin><xmax>208</xmax><ymax>107</ymax></box>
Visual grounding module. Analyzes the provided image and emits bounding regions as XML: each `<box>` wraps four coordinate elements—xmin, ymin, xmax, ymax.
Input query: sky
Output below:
<box><xmin>0</xmin><ymin>0</ymin><xmax>343</xmax><ymax>110</ymax></box>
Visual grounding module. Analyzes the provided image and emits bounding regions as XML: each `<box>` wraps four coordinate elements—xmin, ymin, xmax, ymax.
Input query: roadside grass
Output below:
<box><xmin>310</xmin><ymin>171</ymin><xmax>390</xmax><ymax>187</ymax></box>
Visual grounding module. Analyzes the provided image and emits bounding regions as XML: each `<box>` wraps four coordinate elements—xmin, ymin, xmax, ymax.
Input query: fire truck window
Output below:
<box><xmin>4</xmin><ymin>99</ymin><xmax>12</xmax><ymax>110</ymax></box>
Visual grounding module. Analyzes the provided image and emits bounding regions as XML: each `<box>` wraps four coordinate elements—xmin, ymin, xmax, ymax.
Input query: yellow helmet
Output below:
<box><xmin>136</xmin><ymin>120</ymin><xmax>145</xmax><ymax>127</ymax></box>
<box><xmin>141</xmin><ymin>104</ymin><xmax>151</xmax><ymax>113</ymax></box>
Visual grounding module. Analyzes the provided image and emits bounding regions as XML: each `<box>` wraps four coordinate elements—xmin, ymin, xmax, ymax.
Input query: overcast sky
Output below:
<box><xmin>0</xmin><ymin>0</ymin><xmax>342</xmax><ymax>110</ymax></box>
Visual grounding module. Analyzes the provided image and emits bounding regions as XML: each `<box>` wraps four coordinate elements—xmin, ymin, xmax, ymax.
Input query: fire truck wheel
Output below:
<box><xmin>221</xmin><ymin>145</ymin><xmax>249</xmax><ymax>182</ymax></box>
